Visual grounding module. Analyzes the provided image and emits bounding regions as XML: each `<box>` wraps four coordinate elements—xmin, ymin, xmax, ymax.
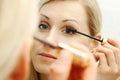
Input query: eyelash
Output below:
<box><xmin>38</xmin><ymin>22</ymin><xmax>50</xmax><ymax>31</ymax></box>
<box><xmin>38</xmin><ymin>22</ymin><xmax>77</xmax><ymax>35</ymax></box>
<box><xmin>63</xmin><ymin>26</ymin><xmax>76</xmax><ymax>35</ymax></box>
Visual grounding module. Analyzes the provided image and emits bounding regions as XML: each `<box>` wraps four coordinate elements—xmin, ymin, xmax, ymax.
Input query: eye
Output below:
<box><xmin>38</xmin><ymin>24</ymin><xmax>49</xmax><ymax>31</ymax></box>
<box><xmin>64</xmin><ymin>26</ymin><xmax>76</xmax><ymax>35</ymax></box>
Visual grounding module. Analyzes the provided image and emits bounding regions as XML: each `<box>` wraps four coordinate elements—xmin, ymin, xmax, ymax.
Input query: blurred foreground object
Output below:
<box><xmin>0</xmin><ymin>0</ymin><xmax>38</xmax><ymax>80</ymax></box>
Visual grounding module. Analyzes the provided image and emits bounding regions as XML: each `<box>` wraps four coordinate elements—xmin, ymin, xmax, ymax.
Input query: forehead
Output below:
<box><xmin>40</xmin><ymin>1</ymin><xmax>87</xmax><ymax>22</ymax></box>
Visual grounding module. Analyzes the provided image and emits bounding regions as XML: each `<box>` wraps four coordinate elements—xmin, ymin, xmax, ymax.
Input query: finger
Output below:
<box><xmin>91</xmin><ymin>48</ymin><xmax>99</xmax><ymax>61</ymax></box>
<box><xmin>114</xmin><ymin>51</ymin><xmax>120</xmax><ymax>67</ymax></box>
<box><xmin>49</xmin><ymin>50</ymin><xmax>72</xmax><ymax>80</ymax></box>
<box><xmin>102</xmin><ymin>40</ymin><xmax>119</xmax><ymax>52</ymax></box>
<box><xmin>102</xmin><ymin>43</ymin><xmax>120</xmax><ymax>67</ymax></box>
<box><xmin>94</xmin><ymin>52</ymin><xmax>108</xmax><ymax>68</ymax></box>
<box><xmin>107</xmin><ymin>38</ymin><xmax>120</xmax><ymax>48</ymax></box>
<box><xmin>82</xmin><ymin>54</ymin><xmax>97</xmax><ymax>80</ymax></box>
<box><xmin>96</xmin><ymin>47</ymin><xmax>116</xmax><ymax>66</ymax></box>
<box><xmin>69</xmin><ymin>54</ymin><xmax>97</xmax><ymax>80</ymax></box>
<box><xmin>94</xmin><ymin>52</ymin><xmax>111</xmax><ymax>74</ymax></box>
<box><xmin>96</xmin><ymin>47</ymin><xmax>118</xmax><ymax>74</ymax></box>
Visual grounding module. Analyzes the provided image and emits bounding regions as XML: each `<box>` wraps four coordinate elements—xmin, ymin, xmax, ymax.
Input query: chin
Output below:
<box><xmin>34</xmin><ymin>64</ymin><xmax>51</xmax><ymax>75</ymax></box>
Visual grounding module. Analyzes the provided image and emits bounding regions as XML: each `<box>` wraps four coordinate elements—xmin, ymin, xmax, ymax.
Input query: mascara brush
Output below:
<box><xmin>66</xmin><ymin>27</ymin><xmax>104</xmax><ymax>43</ymax></box>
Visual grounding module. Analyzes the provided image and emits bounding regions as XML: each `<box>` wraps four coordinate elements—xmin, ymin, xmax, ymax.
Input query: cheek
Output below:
<box><xmin>84</xmin><ymin>38</ymin><xmax>91</xmax><ymax>48</ymax></box>
<box><xmin>30</xmin><ymin>40</ymin><xmax>44</xmax><ymax>63</ymax></box>
<box><xmin>72</xmin><ymin>36</ymin><xmax>90</xmax><ymax>47</ymax></box>
<box><xmin>85</xmin><ymin>39</ymin><xmax>94</xmax><ymax>50</ymax></box>
<box><xmin>31</xmin><ymin>40</ymin><xmax>44</xmax><ymax>54</ymax></box>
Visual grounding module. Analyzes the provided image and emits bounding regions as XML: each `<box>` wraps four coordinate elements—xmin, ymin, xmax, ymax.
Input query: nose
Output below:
<box><xmin>46</xmin><ymin>30</ymin><xmax>58</xmax><ymax>47</ymax></box>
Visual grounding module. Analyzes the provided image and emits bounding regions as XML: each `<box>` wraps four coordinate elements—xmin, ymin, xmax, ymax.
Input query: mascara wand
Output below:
<box><xmin>66</xmin><ymin>27</ymin><xmax>104</xmax><ymax>43</ymax></box>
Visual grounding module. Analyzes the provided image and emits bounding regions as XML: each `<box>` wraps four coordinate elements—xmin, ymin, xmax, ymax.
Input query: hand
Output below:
<box><xmin>93</xmin><ymin>38</ymin><xmax>120</xmax><ymax>80</ymax></box>
<box><xmin>49</xmin><ymin>43</ymin><xmax>97</xmax><ymax>80</ymax></box>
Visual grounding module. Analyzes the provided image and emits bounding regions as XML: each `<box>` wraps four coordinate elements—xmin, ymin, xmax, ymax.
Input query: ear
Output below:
<box><xmin>10</xmin><ymin>37</ymin><xmax>33</xmax><ymax>80</ymax></box>
<box><xmin>93</xmin><ymin>33</ymin><xmax>102</xmax><ymax>48</ymax></box>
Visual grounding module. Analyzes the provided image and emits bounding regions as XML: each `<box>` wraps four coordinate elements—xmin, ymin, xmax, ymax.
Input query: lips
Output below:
<box><xmin>38</xmin><ymin>53</ymin><xmax>57</xmax><ymax>59</ymax></box>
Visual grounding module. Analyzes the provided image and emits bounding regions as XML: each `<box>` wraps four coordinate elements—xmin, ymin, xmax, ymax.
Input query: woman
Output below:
<box><xmin>0</xmin><ymin>0</ymin><xmax>97</xmax><ymax>80</ymax></box>
<box><xmin>0</xmin><ymin>0</ymin><xmax>37</xmax><ymax>80</ymax></box>
<box><xmin>30</xmin><ymin>0</ymin><xmax>120</xmax><ymax>80</ymax></box>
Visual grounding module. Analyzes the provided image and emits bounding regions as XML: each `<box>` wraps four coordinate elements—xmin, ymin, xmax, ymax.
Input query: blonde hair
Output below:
<box><xmin>0</xmin><ymin>0</ymin><xmax>37</xmax><ymax>79</ymax></box>
<box><xmin>29</xmin><ymin>0</ymin><xmax>102</xmax><ymax>80</ymax></box>
<box><xmin>39</xmin><ymin>0</ymin><xmax>102</xmax><ymax>36</ymax></box>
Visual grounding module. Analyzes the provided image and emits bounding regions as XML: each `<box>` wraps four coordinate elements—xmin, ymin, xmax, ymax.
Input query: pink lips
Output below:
<box><xmin>38</xmin><ymin>53</ymin><xmax>57</xmax><ymax>59</ymax></box>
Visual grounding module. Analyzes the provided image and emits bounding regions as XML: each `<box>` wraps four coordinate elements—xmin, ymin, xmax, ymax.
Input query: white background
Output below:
<box><xmin>98</xmin><ymin>0</ymin><xmax>120</xmax><ymax>41</ymax></box>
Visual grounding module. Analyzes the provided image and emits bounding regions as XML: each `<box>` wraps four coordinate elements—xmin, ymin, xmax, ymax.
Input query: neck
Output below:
<box><xmin>40</xmin><ymin>74</ymin><xmax>49</xmax><ymax>80</ymax></box>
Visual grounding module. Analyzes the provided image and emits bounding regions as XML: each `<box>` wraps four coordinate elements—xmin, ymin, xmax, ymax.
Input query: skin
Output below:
<box><xmin>93</xmin><ymin>38</ymin><xmax>120</xmax><ymax>80</ymax></box>
<box><xmin>31</xmin><ymin>1</ymin><xmax>96</xmax><ymax>80</ymax></box>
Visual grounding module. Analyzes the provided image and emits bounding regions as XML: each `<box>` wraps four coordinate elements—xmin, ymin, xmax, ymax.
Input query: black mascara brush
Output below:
<box><xmin>66</xmin><ymin>27</ymin><xmax>104</xmax><ymax>43</ymax></box>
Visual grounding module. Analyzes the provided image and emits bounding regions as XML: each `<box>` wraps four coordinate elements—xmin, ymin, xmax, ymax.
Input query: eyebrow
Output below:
<box><xmin>40</xmin><ymin>14</ymin><xmax>49</xmax><ymax>20</ymax></box>
<box><xmin>40</xmin><ymin>14</ymin><xmax>79</xmax><ymax>24</ymax></box>
<box><xmin>62</xmin><ymin>19</ymin><xmax>79</xmax><ymax>24</ymax></box>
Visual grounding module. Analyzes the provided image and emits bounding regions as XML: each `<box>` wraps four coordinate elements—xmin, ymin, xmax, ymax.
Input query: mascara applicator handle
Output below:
<box><xmin>101</xmin><ymin>38</ymin><xmax>107</xmax><ymax>45</ymax></box>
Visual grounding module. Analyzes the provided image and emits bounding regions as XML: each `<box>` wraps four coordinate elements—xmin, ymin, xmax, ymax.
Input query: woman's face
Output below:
<box><xmin>31</xmin><ymin>1</ymin><xmax>92</xmax><ymax>75</ymax></box>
